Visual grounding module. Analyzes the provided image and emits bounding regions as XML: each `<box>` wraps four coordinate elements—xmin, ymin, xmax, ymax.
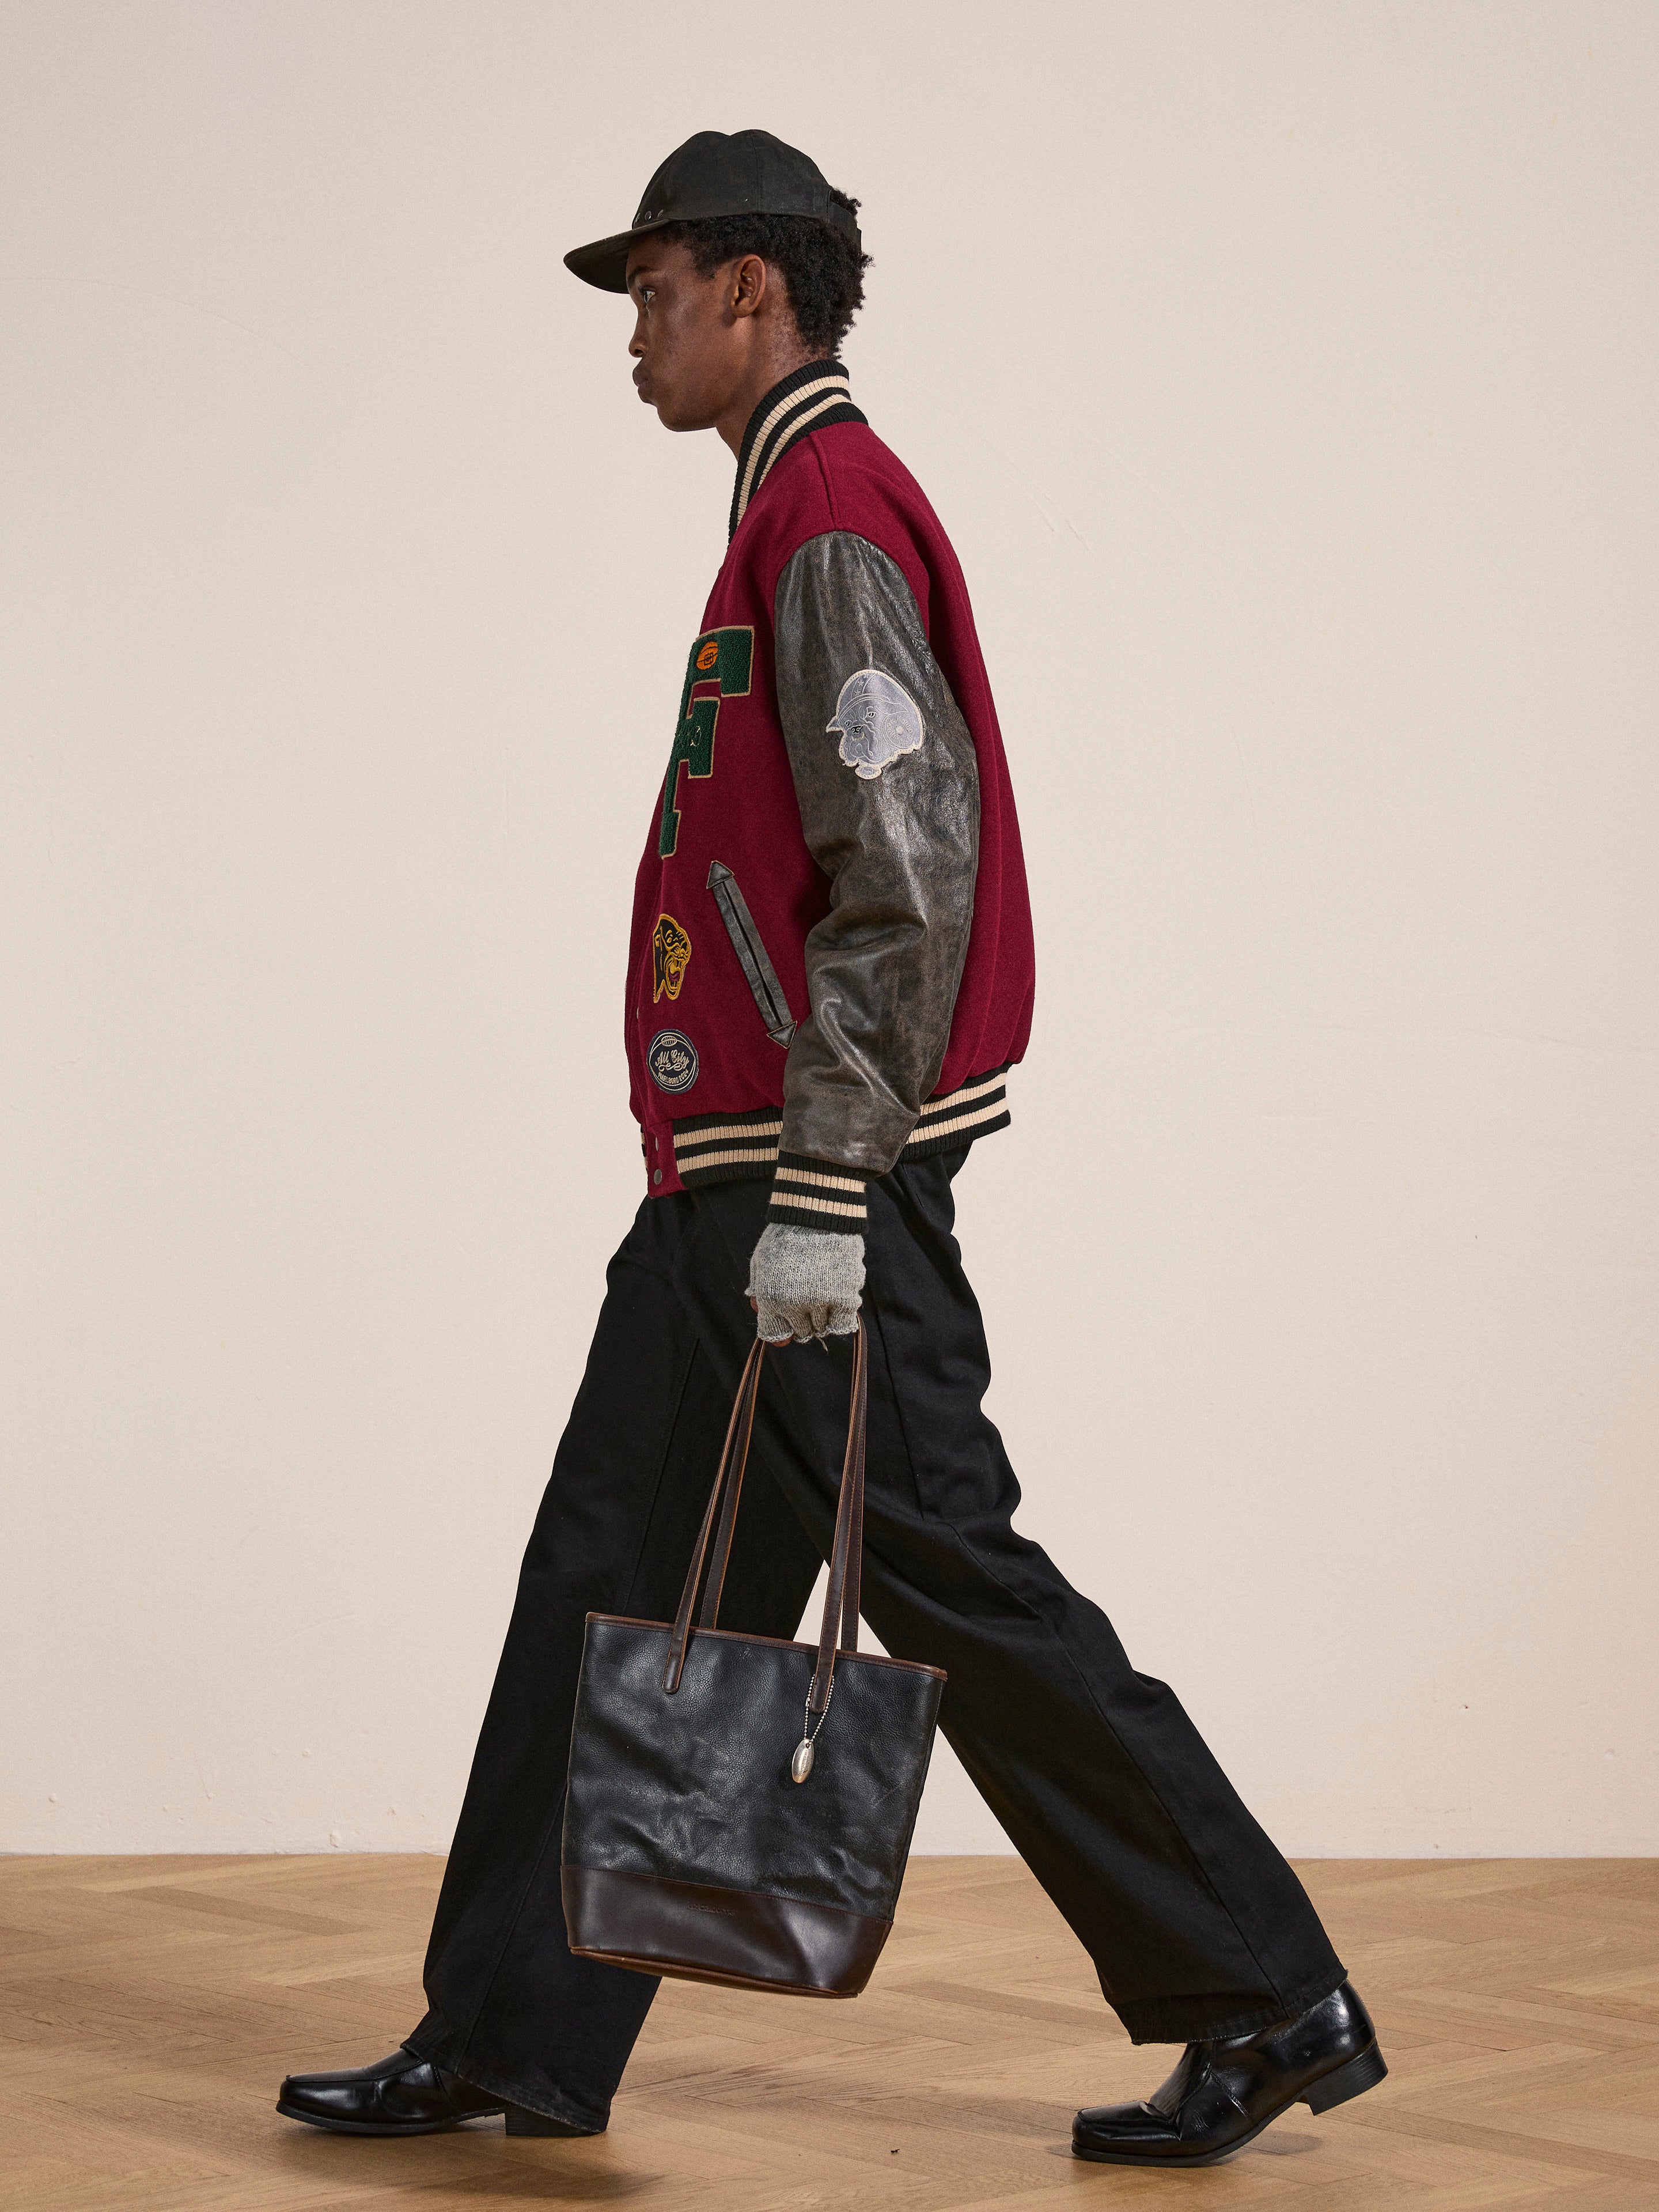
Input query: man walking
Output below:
<box><xmin>278</xmin><ymin>129</ymin><xmax>1384</xmax><ymax>2169</ymax></box>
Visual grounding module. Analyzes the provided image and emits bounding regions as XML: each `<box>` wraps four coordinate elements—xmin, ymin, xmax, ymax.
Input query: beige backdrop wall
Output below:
<box><xmin>4</xmin><ymin>2</ymin><xmax>1656</xmax><ymax>1861</ymax></box>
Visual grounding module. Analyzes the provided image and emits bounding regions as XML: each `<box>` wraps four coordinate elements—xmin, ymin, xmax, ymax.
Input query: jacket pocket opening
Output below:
<box><xmin>706</xmin><ymin>861</ymin><xmax>797</xmax><ymax>1049</ymax></box>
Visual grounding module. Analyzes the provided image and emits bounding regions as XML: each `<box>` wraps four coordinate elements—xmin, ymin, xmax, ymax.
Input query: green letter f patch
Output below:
<box><xmin>659</xmin><ymin>626</ymin><xmax>753</xmax><ymax>857</ymax></box>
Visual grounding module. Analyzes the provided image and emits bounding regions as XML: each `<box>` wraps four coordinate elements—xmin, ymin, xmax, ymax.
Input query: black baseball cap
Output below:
<box><xmin>563</xmin><ymin>129</ymin><xmax>859</xmax><ymax>294</ymax></box>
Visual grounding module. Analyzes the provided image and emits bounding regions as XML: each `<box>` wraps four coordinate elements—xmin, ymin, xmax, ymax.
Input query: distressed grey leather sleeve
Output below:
<box><xmin>771</xmin><ymin>531</ymin><xmax>980</xmax><ymax>1174</ymax></box>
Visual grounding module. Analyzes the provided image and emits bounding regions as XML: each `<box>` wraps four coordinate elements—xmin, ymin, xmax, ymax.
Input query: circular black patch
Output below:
<box><xmin>647</xmin><ymin>1030</ymin><xmax>699</xmax><ymax>1094</ymax></box>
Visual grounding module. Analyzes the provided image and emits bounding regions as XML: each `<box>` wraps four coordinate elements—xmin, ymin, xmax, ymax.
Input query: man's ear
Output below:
<box><xmin>729</xmin><ymin>252</ymin><xmax>768</xmax><ymax>322</ymax></box>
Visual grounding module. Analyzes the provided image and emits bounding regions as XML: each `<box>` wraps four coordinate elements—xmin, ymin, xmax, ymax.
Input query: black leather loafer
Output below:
<box><xmin>278</xmin><ymin>2045</ymin><xmax>519</xmax><ymax>2135</ymax></box>
<box><xmin>1073</xmin><ymin>1980</ymin><xmax>1386</xmax><ymax>2166</ymax></box>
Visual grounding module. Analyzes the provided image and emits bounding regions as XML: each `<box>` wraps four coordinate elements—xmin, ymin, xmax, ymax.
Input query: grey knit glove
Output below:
<box><xmin>747</xmin><ymin>1223</ymin><xmax>865</xmax><ymax>1344</ymax></box>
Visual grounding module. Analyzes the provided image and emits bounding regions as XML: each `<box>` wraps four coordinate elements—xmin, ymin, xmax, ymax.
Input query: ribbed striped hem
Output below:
<box><xmin>729</xmin><ymin>358</ymin><xmax>867</xmax><ymax>540</ymax></box>
<box><xmin>672</xmin><ymin>1108</ymin><xmax>785</xmax><ymax>1190</ymax></box>
<box><xmin>768</xmin><ymin>1153</ymin><xmax>868</xmax><ymax>1233</ymax></box>
<box><xmin>665</xmin><ymin>1065</ymin><xmax>1013</xmax><ymax>1194</ymax></box>
<box><xmin>902</xmin><ymin>1065</ymin><xmax>1012</xmax><ymax>1157</ymax></box>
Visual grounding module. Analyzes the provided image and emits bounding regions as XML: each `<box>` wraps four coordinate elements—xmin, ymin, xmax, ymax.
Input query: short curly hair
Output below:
<box><xmin>654</xmin><ymin>195</ymin><xmax>870</xmax><ymax>358</ymax></box>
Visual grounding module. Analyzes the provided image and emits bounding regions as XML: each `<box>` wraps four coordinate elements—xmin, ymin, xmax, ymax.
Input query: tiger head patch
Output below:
<box><xmin>652</xmin><ymin>912</ymin><xmax>692</xmax><ymax>1002</ymax></box>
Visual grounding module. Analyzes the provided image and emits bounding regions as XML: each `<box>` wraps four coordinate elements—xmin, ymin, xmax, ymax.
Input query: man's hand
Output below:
<box><xmin>746</xmin><ymin>1222</ymin><xmax>865</xmax><ymax>1344</ymax></box>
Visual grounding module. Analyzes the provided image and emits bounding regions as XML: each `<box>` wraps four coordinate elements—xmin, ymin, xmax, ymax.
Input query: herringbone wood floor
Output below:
<box><xmin>2</xmin><ymin>1857</ymin><xmax>1656</xmax><ymax>2210</ymax></box>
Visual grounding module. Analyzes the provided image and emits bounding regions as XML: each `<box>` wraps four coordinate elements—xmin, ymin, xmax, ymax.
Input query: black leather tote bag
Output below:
<box><xmin>561</xmin><ymin>1322</ymin><xmax>945</xmax><ymax>1998</ymax></box>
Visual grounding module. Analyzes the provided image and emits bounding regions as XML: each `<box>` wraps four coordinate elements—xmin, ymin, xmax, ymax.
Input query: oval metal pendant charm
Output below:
<box><xmin>790</xmin><ymin>1738</ymin><xmax>815</xmax><ymax>1784</ymax></box>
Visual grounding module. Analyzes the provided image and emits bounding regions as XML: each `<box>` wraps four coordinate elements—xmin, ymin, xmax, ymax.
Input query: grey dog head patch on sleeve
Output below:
<box><xmin>827</xmin><ymin>667</ymin><xmax>925</xmax><ymax>780</ymax></box>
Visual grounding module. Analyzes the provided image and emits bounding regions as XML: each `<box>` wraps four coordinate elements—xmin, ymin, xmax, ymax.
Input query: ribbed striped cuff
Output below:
<box><xmin>768</xmin><ymin>1153</ymin><xmax>869</xmax><ymax>1234</ymax></box>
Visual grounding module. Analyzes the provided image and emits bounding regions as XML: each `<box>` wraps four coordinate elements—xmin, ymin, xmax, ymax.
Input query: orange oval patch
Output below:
<box><xmin>695</xmin><ymin>641</ymin><xmax>719</xmax><ymax>671</ymax></box>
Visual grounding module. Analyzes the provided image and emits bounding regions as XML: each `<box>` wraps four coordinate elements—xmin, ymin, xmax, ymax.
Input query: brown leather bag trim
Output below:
<box><xmin>566</xmin><ymin>1948</ymin><xmax>863</xmax><ymax>1998</ymax></box>
<box><xmin>585</xmin><ymin>1613</ymin><xmax>946</xmax><ymax>1683</ymax></box>
<box><xmin>562</xmin><ymin>1863</ymin><xmax>892</xmax><ymax>1998</ymax></box>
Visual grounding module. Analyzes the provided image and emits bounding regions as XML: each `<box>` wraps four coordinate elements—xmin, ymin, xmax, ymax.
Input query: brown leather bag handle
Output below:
<box><xmin>660</xmin><ymin>1321</ymin><xmax>868</xmax><ymax>1706</ymax></box>
<box><xmin>809</xmin><ymin>1319</ymin><xmax>868</xmax><ymax>1717</ymax></box>
<box><xmin>661</xmin><ymin>1337</ymin><xmax>765</xmax><ymax>1693</ymax></box>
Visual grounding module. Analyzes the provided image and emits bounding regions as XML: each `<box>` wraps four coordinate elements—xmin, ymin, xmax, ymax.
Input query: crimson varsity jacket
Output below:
<box><xmin>627</xmin><ymin>358</ymin><xmax>1035</xmax><ymax>1231</ymax></box>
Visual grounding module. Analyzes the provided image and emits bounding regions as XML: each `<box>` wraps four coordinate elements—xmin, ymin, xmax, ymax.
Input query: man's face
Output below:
<box><xmin>626</xmin><ymin>239</ymin><xmax>751</xmax><ymax>432</ymax></box>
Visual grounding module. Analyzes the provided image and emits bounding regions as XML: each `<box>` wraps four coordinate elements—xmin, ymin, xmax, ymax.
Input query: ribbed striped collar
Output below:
<box><xmin>728</xmin><ymin>358</ymin><xmax>867</xmax><ymax>540</ymax></box>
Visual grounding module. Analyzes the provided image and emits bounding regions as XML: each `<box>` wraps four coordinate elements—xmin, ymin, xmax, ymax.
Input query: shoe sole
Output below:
<box><xmin>275</xmin><ymin>2098</ymin><xmax>505</xmax><ymax>2135</ymax></box>
<box><xmin>1071</xmin><ymin>2041</ymin><xmax>1389</xmax><ymax>2168</ymax></box>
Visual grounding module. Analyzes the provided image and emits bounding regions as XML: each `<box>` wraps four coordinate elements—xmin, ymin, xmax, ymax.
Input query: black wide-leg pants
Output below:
<box><xmin>406</xmin><ymin>1150</ymin><xmax>1344</xmax><ymax>2129</ymax></box>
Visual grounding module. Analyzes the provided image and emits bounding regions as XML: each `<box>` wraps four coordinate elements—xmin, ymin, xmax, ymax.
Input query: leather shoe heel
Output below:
<box><xmin>1304</xmin><ymin>2040</ymin><xmax>1388</xmax><ymax>2115</ymax></box>
<box><xmin>504</xmin><ymin>2103</ymin><xmax>594</xmax><ymax>2138</ymax></box>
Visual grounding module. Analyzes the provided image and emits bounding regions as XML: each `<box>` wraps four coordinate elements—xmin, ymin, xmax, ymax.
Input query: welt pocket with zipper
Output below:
<box><xmin>706</xmin><ymin>861</ymin><xmax>797</xmax><ymax>1048</ymax></box>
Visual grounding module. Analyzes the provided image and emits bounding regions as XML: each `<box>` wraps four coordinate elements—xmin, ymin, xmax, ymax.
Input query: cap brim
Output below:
<box><xmin>565</xmin><ymin>199</ymin><xmax>862</xmax><ymax>293</ymax></box>
<box><xmin>563</xmin><ymin>222</ymin><xmax>669</xmax><ymax>293</ymax></box>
